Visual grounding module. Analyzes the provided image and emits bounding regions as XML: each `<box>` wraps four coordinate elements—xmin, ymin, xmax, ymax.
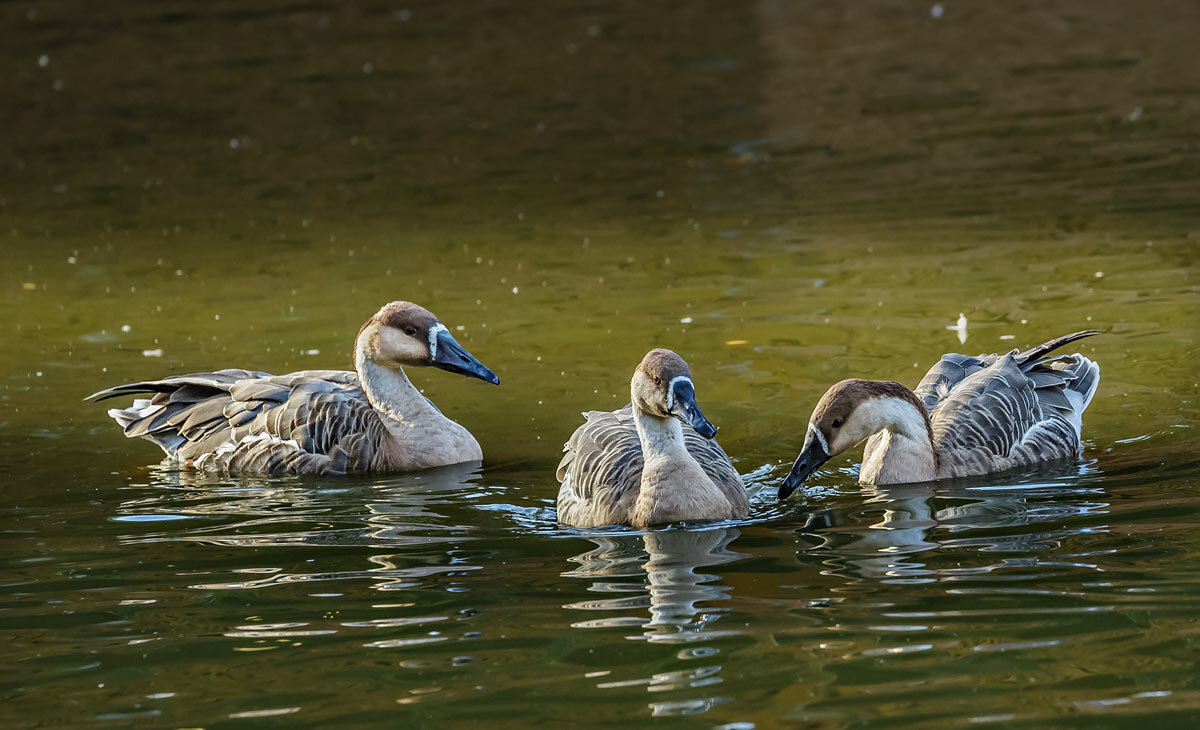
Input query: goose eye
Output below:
<box><xmin>653</xmin><ymin>375</ymin><xmax>661</xmax><ymax>385</ymax></box>
<box><xmin>832</xmin><ymin>418</ymin><xmax>843</xmax><ymax>428</ymax></box>
<box><xmin>403</xmin><ymin>326</ymin><xmax>418</xmax><ymax>337</ymax></box>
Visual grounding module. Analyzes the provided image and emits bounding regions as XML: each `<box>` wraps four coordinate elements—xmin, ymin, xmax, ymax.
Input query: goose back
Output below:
<box><xmin>88</xmin><ymin>369</ymin><xmax>404</xmax><ymax>474</ymax></box>
<box><xmin>910</xmin><ymin>330</ymin><xmax>1101</xmax><ymax>477</ymax></box>
<box><xmin>556</xmin><ymin>405</ymin><xmax>747</xmax><ymax>526</ymax></box>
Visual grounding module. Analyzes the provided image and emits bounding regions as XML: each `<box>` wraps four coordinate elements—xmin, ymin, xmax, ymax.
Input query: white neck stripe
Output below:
<box><xmin>665</xmin><ymin>375</ymin><xmax>693</xmax><ymax>410</ymax></box>
<box><xmin>428</xmin><ymin>322</ymin><xmax>449</xmax><ymax>359</ymax></box>
<box><xmin>808</xmin><ymin>421</ymin><xmax>829</xmax><ymax>454</ymax></box>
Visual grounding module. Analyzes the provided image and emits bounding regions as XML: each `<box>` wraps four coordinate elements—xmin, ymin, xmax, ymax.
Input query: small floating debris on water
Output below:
<box><xmin>680</xmin><ymin>316</ymin><xmax>694</xmax><ymax>324</ymax></box>
<box><xmin>1000</xmin><ymin>335</ymin><xmax>1015</xmax><ymax>340</ymax></box>
<box><xmin>301</xmin><ymin>349</ymin><xmax>320</xmax><ymax>356</ymax></box>
<box><xmin>38</xmin><ymin>54</ymin><xmax>49</xmax><ymax>68</ymax></box>
<box><xmin>142</xmin><ymin>349</ymin><xmax>164</xmax><ymax>358</ymax></box>
<box><xmin>725</xmin><ymin>340</ymin><xmax>747</xmax><ymax>346</ymax></box>
<box><xmin>946</xmin><ymin>313</ymin><xmax>968</xmax><ymax>344</ymax></box>
<box><xmin>930</xmin><ymin>3</ymin><xmax>944</xmax><ymax>18</ymax></box>
<box><xmin>1128</xmin><ymin>106</ymin><xmax>1143</xmax><ymax>122</ymax></box>
<box><xmin>121</xmin><ymin>324</ymin><xmax>131</xmax><ymax>333</ymax></box>
<box><xmin>66</xmin><ymin>255</ymin><xmax>77</xmax><ymax>264</ymax></box>
<box><xmin>1095</xmin><ymin>271</ymin><xmax>1104</xmax><ymax>278</ymax></box>
<box><xmin>22</xmin><ymin>282</ymin><xmax>37</xmax><ymax>290</ymax></box>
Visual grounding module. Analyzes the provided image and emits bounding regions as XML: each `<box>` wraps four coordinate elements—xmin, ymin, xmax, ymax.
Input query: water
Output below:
<box><xmin>3</xmin><ymin>0</ymin><xmax>1200</xmax><ymax>727</ymax></box>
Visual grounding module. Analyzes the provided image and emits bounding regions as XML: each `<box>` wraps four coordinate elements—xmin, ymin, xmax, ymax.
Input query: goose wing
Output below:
<box><xmin>928</xmin><ymin>331</ymin><xmax>1101</xmax><ymax>477</ymax></box>
<box><xmin>913</xmin><ymin>353</ymin><xmax>996</xmax><ymax>412</ymax></box>
<box><xmin>87</xmin><ymin>369</ymin><xmax>389</xmax><ymax>474</ymax></box>
<box><xmin>556</xmin><ymin>406</ymin><xmax>643</xmax><ymax>527</ymax></box>
<box><xmin>555</xmin><ymin>405</ymin><xmax>746</xmax><ymax>526</ymax></box>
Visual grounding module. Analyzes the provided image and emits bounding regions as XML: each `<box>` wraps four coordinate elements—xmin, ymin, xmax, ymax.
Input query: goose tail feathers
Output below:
<box><xmin>1017</xmin><ymin>329</ymin><xmax>1101</xmax><ymax>368</ymax></box>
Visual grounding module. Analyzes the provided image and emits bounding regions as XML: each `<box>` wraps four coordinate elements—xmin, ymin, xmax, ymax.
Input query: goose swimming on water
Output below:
<box><xmin>779</xmin><ymin>330</ymin><xmax>1101</xmax><ymax>497</ymax></box>
<box><xmin>87</xmin><ymin>301</ymin><xmax>499</xmax><ymax>475</ymax></box>
<box><xmin>556</xmin><ymin>348</ymin><xmax>749</xmax><ymax>528</ymax></box>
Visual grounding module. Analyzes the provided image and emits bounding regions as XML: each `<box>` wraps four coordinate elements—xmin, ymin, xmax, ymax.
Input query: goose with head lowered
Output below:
<box><xmin>87</xmin><ymin>301</ymin><xmax>499</xmax><ymax>475</ymax></box>
<box><xmin>779</xmin><ymin>330</ymin><xmax>1101</xmax><ymax>498</ymax></box>
<box><xmin>556</xmin><ymin>348</ymin><xmax>749</xmax><ymax>528</ymax></box>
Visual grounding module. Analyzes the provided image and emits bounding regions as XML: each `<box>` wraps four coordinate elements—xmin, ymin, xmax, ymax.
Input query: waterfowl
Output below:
<box><xmin>87</xmin><ymin>301</ymin><xmax>499</xmax><ymax>475</ymax></box>
<box><xmin>556</xmin><ymin>349</ymin><xmax>749</xmax><ymax>527</ymax></box>
<box><xmin>779</xmin><ymin>330</ymin><xmax>1101</xmax><ymax>496</ymax></box>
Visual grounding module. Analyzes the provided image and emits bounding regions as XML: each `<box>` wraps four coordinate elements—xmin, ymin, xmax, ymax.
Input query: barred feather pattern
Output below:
<box><xmin>907</xmin><ymin>330</ymin><xmax>1101</xmax><ymax>479</ymax></box>
<box><xmin>88</xmin><ymin>369</ymin><xmax>406</xmax><ymax>475</ymax></box>
<box><xmin>555</xmin><ymin>405</ymin><xmax>747</xmax><ymax>526</ymax></box>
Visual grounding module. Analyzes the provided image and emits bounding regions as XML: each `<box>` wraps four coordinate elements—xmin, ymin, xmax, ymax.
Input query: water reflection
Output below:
<box><xmin>795</xmin><ymin>479</ymin><xmax>1110</xmax><ymax>585</ymax></box>
<box><xmin>562</xmin><ymin>527</ymin><xmax>746</xmax><ymax>715</ymax></box>
<box><xmin>564</xmin><ymin>527</ymin><xmax>744</xmax><ymax>641</ymax></box>
<box><xmin>114</xmin><ymin>462</ymin><xmax>491</xmax><ymax>592</ymax></box>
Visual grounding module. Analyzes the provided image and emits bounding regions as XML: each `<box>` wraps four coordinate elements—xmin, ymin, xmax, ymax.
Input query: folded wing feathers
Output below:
<box><xmin>96</xmin><ymin>369</ymin><xmax>387</xmax><ymax>474</ymax></box>
<box><xmin>929</xmin><ymin>331</ymin><xmax>1100</xmax><ymax>476</ymax></box>
<box><xmin>195</xmin><ymin>433</ymin><xmax>335</xmax><ymax>474</ymax></box>
<box><xmin>913</xmin><ymin>353</ymin><xmax>992</xmax><ymax>410</ymax></box>
<box><xmin>557</xmin><ymin>407</ymin><xmax>643</xmax><ymax>504</ymax></box>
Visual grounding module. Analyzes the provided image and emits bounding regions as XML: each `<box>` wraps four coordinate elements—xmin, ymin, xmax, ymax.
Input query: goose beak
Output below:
<box><xmin>672</xmin><ymin>379</ymin><xmax>717</xmax><ymax>438</ymax></box>
<box><xmin>431</xmin><ymin>328</ymin><xmax>499</xmax><ymax>384</ymax></box>
<box><xmin>778</xmin><ymin>433</ymin><xmax>828</xmax><ymax>500</ymax></box>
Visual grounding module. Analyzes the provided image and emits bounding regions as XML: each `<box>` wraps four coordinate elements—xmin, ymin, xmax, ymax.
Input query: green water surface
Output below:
<box><xmin>3</xmin><ymin>1</ymin><xmax>1200</xmax><ymax>727</ymax></box>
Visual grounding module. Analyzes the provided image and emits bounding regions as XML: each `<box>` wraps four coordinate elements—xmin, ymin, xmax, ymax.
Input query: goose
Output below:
<box><xmin>556</xmin><ymin>348</ymin><xmax>749</xmax><ymax>527</ymax></box>
<box><xmin>86</xmin><ymin>301</ymin><xmax>499</xmax><ymax>475</ymax></box>
<box><xmin>779</xmin><ymin>330</ymin><xmax>1101</xmax><ymax>497</ymax></box>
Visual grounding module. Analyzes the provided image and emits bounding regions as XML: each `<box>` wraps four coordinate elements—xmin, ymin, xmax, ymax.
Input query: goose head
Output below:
<box><xmin>357</xmin><ymin>301</ymin><xmax>499</xmax><ymax>384</ymax></box>
<box><xmin>630</xmin><ymin>348</ymin><xmax>717</xmax><ymax>438</ymax></box>
<box><xmin>778</xmin><ymin>379</ymin><xmax>924</xmax><ymax>499</ymax></box>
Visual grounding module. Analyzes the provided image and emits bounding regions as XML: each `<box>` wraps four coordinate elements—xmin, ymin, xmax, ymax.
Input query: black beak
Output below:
<box><xmin>431</xmin><ymin>327</ymin><xmax>499</xmax><ymax>384</ymax></box>
<box><xmin>671</xmin><ymin>379</ymin><xmax>717</xmax><ymax>438</ymax></box>
<box><xmin>778</xmin><ymin>431</ymin><xmax>829</xmax><ymax>501</ymax></box>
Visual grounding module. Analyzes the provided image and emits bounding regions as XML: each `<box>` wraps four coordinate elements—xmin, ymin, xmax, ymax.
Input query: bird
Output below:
<box><xmin>86</xmin><ymin>301</ymin><xmax>499</xmax><ymax>475</ymax></box>
<box><xmin>779</xmin><ymin>329</ymin><xmax>1101</xmax><ymax>497</ymax></box>
<box><xmin>555</xmin><ymin>348</ymin><xmax>749</xmax><ymax>527</ymax></box>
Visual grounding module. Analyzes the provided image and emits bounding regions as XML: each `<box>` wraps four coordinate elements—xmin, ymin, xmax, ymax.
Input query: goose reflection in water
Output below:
<box><xmin>564</xmin><ymin>527</ymin><xmax>744</xmax><ymax>640</ymax></box>
<box><xmin>795</xmin><ymin>475</ymin><xmax>1110</xmax><ymax>584</ymax></box>
<box><xmin>115</xmin><ymin>462</ymin><xmax>489</xmax><ymax>592</ymax></box>
<box><xmin>561</xmin><ymin>527</ymin><xmax>746</xmax><ymax>716</ymax></box>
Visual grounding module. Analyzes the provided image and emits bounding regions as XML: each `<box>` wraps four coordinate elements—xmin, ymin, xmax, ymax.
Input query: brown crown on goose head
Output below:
<box><xmin>810</xmin><ymin>379</ymin><xmax>934</xmax><ymax>451</ymax></box>
<box><xmin>357</xmin><ymin>301</ymin><xmax>499</xmax><ymax>384</ymax></box>
<box><xmin>631</xmin><ymin>348</ymin><xmax>716</xmax><ymax>438</ymax></box>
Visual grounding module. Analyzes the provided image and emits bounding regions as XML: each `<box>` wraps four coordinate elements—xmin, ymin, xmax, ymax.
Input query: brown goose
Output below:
<box><xmin>779</xmin><ymin>330</ymin><xmax>1101</xmax><ymax>497</ymax></box>
<box><xmin>556</xmin><ymin>349</ymin><xmax>749</xmax><ymax>527</ymax></box>
<box><xmin>87</xmin><ymin>301</ymin><xmax>499</xmax><ymax>475</ymax></box>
